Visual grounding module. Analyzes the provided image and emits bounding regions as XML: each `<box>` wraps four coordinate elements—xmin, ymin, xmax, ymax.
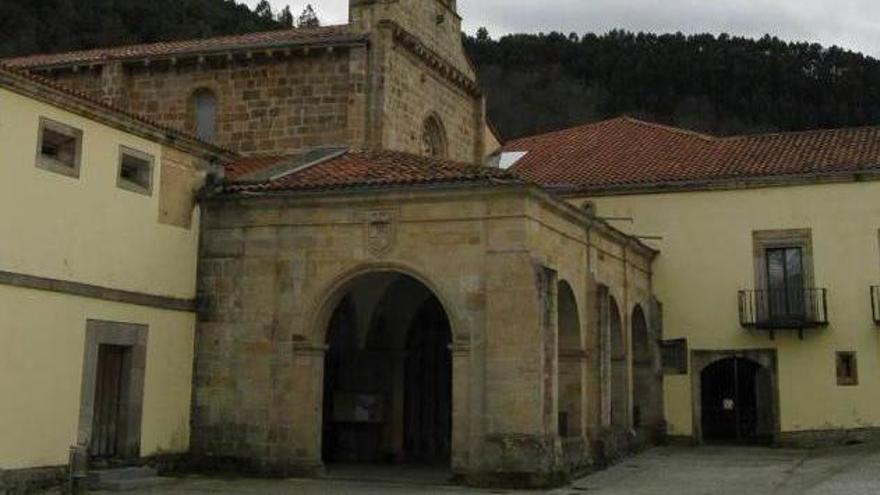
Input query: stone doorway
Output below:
<box><xmin>90</xmin><ymin>344</ymin><xmax>133</xmax><ymax>459</ymax></box>
<box><xmin>321</xmin><ymin>272</ymin><xmax>452</xmax><ymax>467</ymax></box>
<box><xmin>693</xmin><ymin>351</ymin><xmax>778</xmax><ymax>445</ymax></box>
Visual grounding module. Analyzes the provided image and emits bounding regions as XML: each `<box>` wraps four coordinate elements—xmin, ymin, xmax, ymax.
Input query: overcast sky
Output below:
<box><xmin>244</xmin><ymin>1</ymin><xmax>880</xmax><ymax>56</ymax></box>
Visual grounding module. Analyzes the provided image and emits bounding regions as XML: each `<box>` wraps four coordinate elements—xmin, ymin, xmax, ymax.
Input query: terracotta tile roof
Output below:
<box><xmin>0</xmin><ymin>64</ymin><xmax>234</xmax><ymax>158</ymax></box>
<box><xmin>503</xmin><ymin>117</ymin><xmax>880</xmax><ymax>192</ymax></box>
<box><xmin>3</xmin><ymin>25</ymin><xmax>361</xmax><ymax>69</ymax></box>
<box><xmin>223</xmin><ymin>150</ymin><xmax>523</xmax><ymax>193</ymax></box>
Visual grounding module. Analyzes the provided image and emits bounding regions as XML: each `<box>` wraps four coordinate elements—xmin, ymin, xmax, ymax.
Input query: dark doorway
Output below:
<box><xmin>90</xmin><ymin>344</ymin><xmax>132</xmax><ymax>459</ymax></box>
<box><xmin>322</xmin><ymin>273</ymin><xmax>452</xmax><ymax>467</ymax></box>
<box><xmin>700</xmin><ymin>357</ymin><xmax>772</xmax><ymax>444</ymax></box>
<box><xmin>404</xmin><ymin>297</ymin><xmax>452</xmax><ymax>462</ymax></box>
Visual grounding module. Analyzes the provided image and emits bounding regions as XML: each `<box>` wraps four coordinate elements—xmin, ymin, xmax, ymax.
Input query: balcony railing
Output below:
<box><xmin>872</xmin><ymin>286</ymin><xmax>880</xmax><ymax>325</ymax></box>
<box><xmin>738</xmin><ymin>288</ymin><xmax>829</xmax><ymax>333</ymax></box>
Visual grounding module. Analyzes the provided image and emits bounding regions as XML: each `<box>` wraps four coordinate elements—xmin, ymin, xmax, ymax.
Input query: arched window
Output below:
<box><xmin>421</xmin><ymin>115</ymin><xmax>447</xmax><ymax>158</ymax></box>
<box><xmin>191</xmin><ymin>88</ymin><xmax>217</xmax><ymax>142</ymax></box>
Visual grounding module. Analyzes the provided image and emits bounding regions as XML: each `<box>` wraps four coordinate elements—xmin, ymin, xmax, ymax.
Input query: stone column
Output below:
<box><xmin>450</xmin><ymin>342</ymin><xmax>471</xmax><ymax>475</ymax></box>
<box><xmin>281</xmin><ymin>342</ymin><xmax>327</xmax><ymax>476</ymax></box>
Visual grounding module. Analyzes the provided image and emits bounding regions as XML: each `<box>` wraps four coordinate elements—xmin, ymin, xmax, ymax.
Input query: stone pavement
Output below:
<box><xmin>86</xmin><ymin>443</ymin><xmax>880</xmax><ymax>495</ymax></box>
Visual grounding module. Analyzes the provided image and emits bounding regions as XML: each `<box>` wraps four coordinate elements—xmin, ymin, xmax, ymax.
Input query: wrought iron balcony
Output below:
<box><xmin>738</xmin><ymin>288</ymin><xmax>829</xmax><ymax>332</ymax></box>
<box><xmin>872</xmin><ymin>286</ymin><xmax>880</xmax><ymax>325</ymax></box>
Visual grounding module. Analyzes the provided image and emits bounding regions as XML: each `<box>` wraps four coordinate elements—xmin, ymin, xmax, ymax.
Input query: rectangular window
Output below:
<box><xmin>765</xmin><ymin>247</ymin><xmax>805</xmax><ymax>319</ymax></box>
<box><xmin>836</xmin><ymin>352</ymin><xmax>858</xmax><ymax>386</ymax></box>
<box><xmin>660</xmin><ymin>338</ymin><xmax>688</xmax><ymax>375</ymax></box>
<box><xmin>752</xmin><ymin>230</ymin><xmax>817</xmax><ymax>326</ymax></box>
<box><xmin>36</xmin><ymin>117</ymin><xmax>82</xmax><ymax>178</ymax></box>
<box><xmin>117</xmin><ymin>146</ymin><xmax>154</xmax><ymax>195</ymax></box>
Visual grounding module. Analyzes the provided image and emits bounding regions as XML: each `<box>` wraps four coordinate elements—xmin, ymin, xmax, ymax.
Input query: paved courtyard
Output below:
<box><xmin>90</xmin><ymin>443</ymin><xmax>880</xmax><ymax>495</ymax></box>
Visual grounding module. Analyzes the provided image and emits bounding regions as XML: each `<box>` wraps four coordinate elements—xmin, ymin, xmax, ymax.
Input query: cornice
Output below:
<box><xmin>378</xmin><ymin>19</ymin><xmax>481</xmax><ymax>98</ymax></box>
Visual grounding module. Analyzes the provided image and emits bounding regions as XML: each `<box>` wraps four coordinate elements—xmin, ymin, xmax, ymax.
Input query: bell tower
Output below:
<box><xmin>349</xmin><ymin>0</ymin><xmax>474</xmax><ymax>78</ymax></box>
<box><xmin>348</xmin><ymin>0</ymin><xmax>486</xmax><ymax>165</ymax></box>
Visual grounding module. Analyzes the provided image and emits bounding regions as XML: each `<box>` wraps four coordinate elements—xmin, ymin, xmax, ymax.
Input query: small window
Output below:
<box><xmin>192</xmin><ymin>89</ymin><xmax>218</xmax><ymax>142</ymax></box>
<box><xmin>836</xmin><ymin>352</ymin><xmax>858</xmax><ymax>386</ymax></box>
<box><xmin>117</xmin><ymin>147</ymin><xmax>154</xmax><ymax>195</ymax></box>
<box><xmin>661</xmin><ymin>338</ymin><xmax>689</xmax><ymax>375</ymax></box>
<box><xmin>36</xmin><ymin>117</ymin><xmax>82</xmax><ymax>178</ymax></box>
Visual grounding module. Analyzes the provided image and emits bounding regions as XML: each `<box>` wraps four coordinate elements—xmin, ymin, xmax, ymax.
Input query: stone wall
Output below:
<box><xmin>34</xmin><ymin>0</ymin><xmax>486</xmax><ymax>163</ymax></box>
<box><xmin>350</xmin><ymin>0</ymin><xmax>476</xmax><ymax>79</ymax></box>
<box><xmin>378</xmin><ymin>27</ymin><xmax>481</xmax><ymax>163</ymax></box>
<box><xmin>44</xmin><ymin>48</ymin><xmax>368</xmax><ymax>156</ymax></box>
<box><xmin>193</xmin><ymin>185</ymin><xmax>658</xmax><ymax>487</ymax></box>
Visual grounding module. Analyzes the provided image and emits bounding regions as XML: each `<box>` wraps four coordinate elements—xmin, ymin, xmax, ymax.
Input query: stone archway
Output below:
<box><xmin>692</xmin><ymin>350</ymin><xmax>778</xmax><ymax>445</ymax></box>
<box><xmin>608</xmin><ymin>295</ymin><xmax>628</xmax><ymax>430</ymax></box>
<box><xmin>320</xmin><ymin>271</ymin><xmax>453</xmax><ymax>466</ymax></box>
<box><xmin>557</xmin><ymin>280</ymin><xmax>583</xmax><ymax>439</ymax></box>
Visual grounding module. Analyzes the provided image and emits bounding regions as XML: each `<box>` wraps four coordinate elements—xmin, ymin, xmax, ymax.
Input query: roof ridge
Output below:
<box><xmin>504</xmin><ymin>118</ymin><xmax>626</xmax><ymax>147</ymax></box>
<box><xmin>3</xmin><ymin>24</ymin><xmax>354</xmax><ymax>68</ymax></box>
<box><xmin>618</xmin><ymin>115</ymin><xmax>718</xmax><ymax>141</ymax></box>
<box><xmin>506</xmin><ymin>116</ymin><xmax>718</xmax><ymax>147</ymax></box>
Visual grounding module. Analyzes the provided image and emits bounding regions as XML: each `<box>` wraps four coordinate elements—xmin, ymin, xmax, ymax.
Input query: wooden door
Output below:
<box><xmin>90</xmin><ymin>344</ymin><xmax>129</xmax><ymax>459</ymax></box>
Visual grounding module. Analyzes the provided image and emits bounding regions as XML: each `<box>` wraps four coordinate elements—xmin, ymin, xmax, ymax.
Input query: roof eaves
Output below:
<box><xmin>220</xmin><ymin>175</ymin><xmax>526</xmax><ymax>196</ymax></box>
<box><xmin>4</xmin><ymin>27</ymin><xmax>368</xmax><ymax>70</ymax></box>
<box><xmin>551</xmin><ymin>167</ymin><xmax>880</xmax><ymax>196</ymax></box>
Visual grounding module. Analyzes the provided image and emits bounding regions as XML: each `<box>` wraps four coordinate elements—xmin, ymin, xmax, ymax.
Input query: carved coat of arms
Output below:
<box><xmin>366</xmin><ymin>211</ymin><xmax>396</xmax><ymax>256</ymax></box>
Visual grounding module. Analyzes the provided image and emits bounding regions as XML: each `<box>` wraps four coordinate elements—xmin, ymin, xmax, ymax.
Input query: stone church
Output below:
<box><xmin>5</xmin><ymin>0</ymin><xmax>663</xmax><ymax>488</ymax></box>
<box><xmin>9</xmin><ymin>0</ymin><xmax>880</xmax><ymax>492</ymax></box>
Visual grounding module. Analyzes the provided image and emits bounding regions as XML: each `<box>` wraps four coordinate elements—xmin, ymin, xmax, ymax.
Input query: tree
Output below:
<box><xmin>254</xmin><ymin>0</ymin><xmax>273</xmax><ymax>21</ymax></box>
<box><xmin>277</xmin><ymin>6</ymin><xmax>294</xmax><ymax>27</ymax></box>
<box><xmin>476</xmin><ymin>27</ymin><xmax>490</xmax><ymax>42</ymax></box>
<box><xmin>0</xmin><ymin>0</ymin><xmax>286</xmax><ymax>59</ymax></box>
<box><xmin>298</xmin><ymin>4</ymin><xmax>320</xmax><ymax>28</ymax></box>
<box><xmin>462</xmin><ymin>30</ymin><xmax>880</xmax><ymax>140</ymax></box>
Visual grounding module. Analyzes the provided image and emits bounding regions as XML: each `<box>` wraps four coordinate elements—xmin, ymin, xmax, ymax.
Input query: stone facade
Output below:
<box><xmin>194</xmin><ymin>184</ymin><xmax>660</xmax><ymax>487</ymax></box>
<box><xmin>30</xmin><ymin>0</ymin><xmax>486</xmax><ymax>163</ymax></box>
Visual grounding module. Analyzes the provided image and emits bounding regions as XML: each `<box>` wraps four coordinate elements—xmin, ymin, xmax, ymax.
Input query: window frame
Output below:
<box><xmin>35</xmin><ymin>117</ymin><xmax>83</xmax><ymax>178</ymax></box>
<box><xmin>116</xmin><ymin>146</ymin><xmax>155</xmax><ymax>196</ymax></box>
<box><xmin>764</xmin><ymin>246</ymin><xmax>806</xmax><ymax>319</ymax></box>
<box><xmin>753</xmin><ymin>229</ymin><xmax>815</xmax><ymax>292</ymax></box>
<box><xmin>836</xmin><ymin>351</ymin><xmax>858</xmax><ymax>386</ymax></box>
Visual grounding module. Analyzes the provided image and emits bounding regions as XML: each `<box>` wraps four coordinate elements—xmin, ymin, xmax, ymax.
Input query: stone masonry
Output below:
<box><xmin>194</xmin><ymin>183</ymin><xmax>660</xmax><ymax>487</ymax></box>
<box><xmin>27</xmin><ymin>0</ymin><xmax>486</xmax><ymax>163</ymax></box>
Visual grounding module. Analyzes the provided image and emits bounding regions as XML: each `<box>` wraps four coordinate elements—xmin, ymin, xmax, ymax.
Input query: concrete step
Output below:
<box><xmin>87</xmin><ymin>466</ymin><xmax>175</xmax><ymax>492</ymax></box>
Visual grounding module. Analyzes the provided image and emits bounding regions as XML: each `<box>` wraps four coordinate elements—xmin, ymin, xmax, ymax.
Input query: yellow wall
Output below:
<box><xmin>0</xmin><ymin>88</ymin><xmax>200</xmax><ymax>299</ymax></box>
<box><xmin>0</xmin><ymin>88</ymin><xmax>201</xmax><ymax>468</ymax></box>
<box><xmin>581</xmin><ymin>181</ymin><xmax>880</xmax><ymax>436</ymax></box>
<box><xmin>0</xmin><ymin>286</ymin><xmax>195</xmax><ymax>469</ymax></box>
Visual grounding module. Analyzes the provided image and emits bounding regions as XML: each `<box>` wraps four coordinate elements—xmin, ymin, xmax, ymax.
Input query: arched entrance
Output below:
<box><xmin>557</xmin><ymin>281</ymin><xmax>583</xmax><ymax>438</ymax></box>
<box><xmin>609</xmin><ymin>296</ymin><xmax>628</xmax><ymax>429</ymax></box>
<box><xmin>321</xmin><ymin>271</ymin><xmax>452</xmax><ymax>466</ymax></box>
<box><xmin>700</xmin><ymin>357</ymin><xmax>773</xmax><ymax>444</ymax></box>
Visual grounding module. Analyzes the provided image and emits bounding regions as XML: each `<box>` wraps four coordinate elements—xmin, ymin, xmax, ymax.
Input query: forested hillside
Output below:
<box><xmin>0</xmin><ymin>0</ymin><xmax>317</xmax><ymax>59</ymax></box>
<box><xmin>465</xmin><ymin>30</ymin><xmax>880</xmax><ymax>139</ymax></box>
<box><xmin>2</xmin><ymin>1</ymin><xmax>879</xmax><ymax>140</ymax></box>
